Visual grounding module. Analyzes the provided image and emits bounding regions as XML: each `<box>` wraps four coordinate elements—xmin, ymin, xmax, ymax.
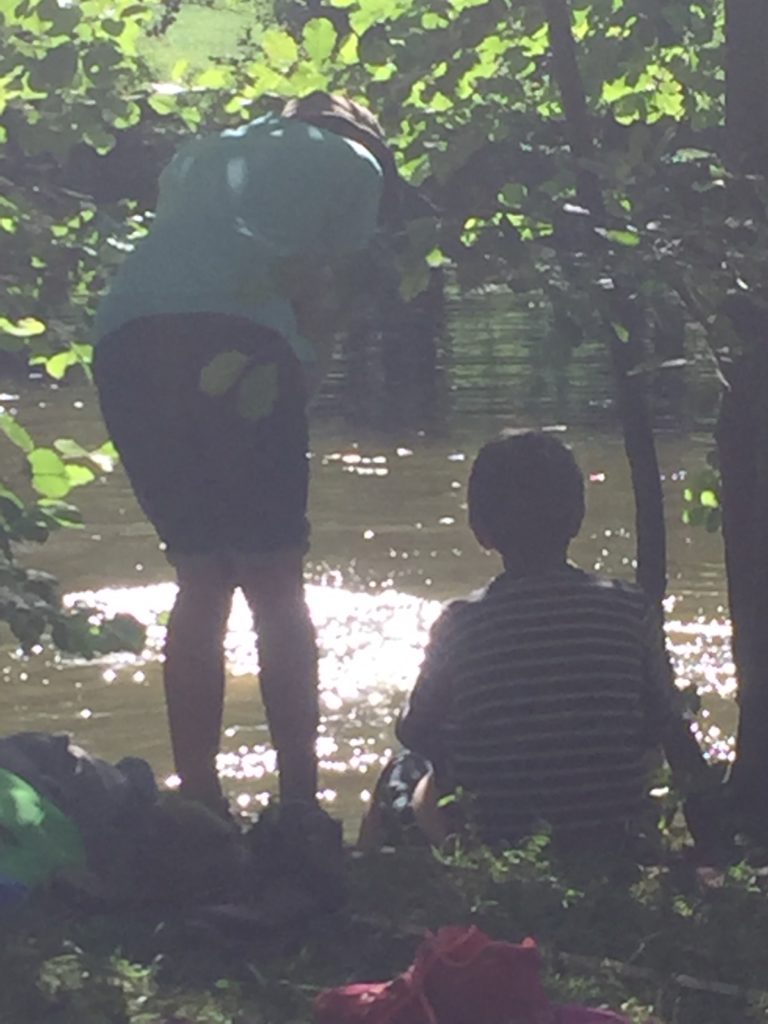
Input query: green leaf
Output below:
<box><xmin>40</xmin><ymin>0</ymin><xmax>81</xmax><ymax>35</ymax></box>
<box><xmin>0</xmin><ymin>486</ymin><xmax>22</xmax><ymax>510</ymax></box>
<box><xmin>0</xmin><ymin>414</ymin><xmax>33</xmax><ymax>454</ymax></box>
<box><xmin>65</xmin><ymin>464</ymin><xmax>96</xmax><ymax>488</ymax></box>
<box><xmin>94</xmin><ymin>440</ymin><xmax>118</xmax><ymax>461</ymax></box>
<box><xmin>200</xmin><ymin>350</ymin><xmax>250</xmax><ymax>397</ymax></box>
<box><xmin>43</xmin><ymin>350</ymin><xmax>80</xmax><ymax>380</ymax></box>
<box><xmin>196</xmin><ymin>66</ymin><xmax>232</xmax><ymax>89</ymax></box>
<box><xmin>500</xmin><ymin>184</ymin><xmax>526</xmax><ymax>207</ymax></box>
<box><xmin>102</xmin><ymin>17</ymin><xmax>124</xmax><ymax>36</ymax></box>
<box><xmin>83</xmin><ymin>41</ymin><xmax>122</xmax><ymax>74</ymax></box>
<box><xmin>28</xmin><ymin>448</ymin><xmax>70</xmax><ymax>499</ymax></box>
<box><xmin>96</xmin><ymin>613</ymin><xmax>145</xmax><ymax>655</ymax></box>
<box><xmin>261</xmin><ymin>28</ymin><xmax>299</xmax><ymax>69</ymax></box>
<box><xmin>358</xmin><ymin>25</ymin><xmax>391</xmax><ymax>66</ymax></box>
<box><xmin>53</xmin><ymin>438</ymin><xmax>90</xmax><ymax>459</ymax></box>
<box><xmin>82</xmin><ymin>127</ymin><xmax>116</xmax><ymax>154</ymax></box>
<box><xmin>286</xmin><ymin>63</ymin><xmax>330</xmax><ymax>93</ymax></box>
<box><xmin>405</xmin><ymin>217</ymin><xmax>440</xmax><ymax>258</ymax></box>
<box><xmin>147</xmin><ymin>93</ymin><xmax>179</xmax><ymax>116</ymax></box>
<box><xmin>303</xmin><ymin>18</ymin><xmax>337</xmax><ymax>63</ymax></box>
<box><xmin>37</xmin><ymin>500</ymin><xmax>82</xmax><ymax>527</ymax></box>
<box><xmin>29</xmin><ymin>43</ymin><xmax>78</xmax><ymax>90</ymax></box>
<box><xmin>671</xmin><ymin>147</ymin><xmax>714</xmax><ymax>163</ymax></box>
<box><xmin>399</xmin><ymin>261</ymin><xmax>431</xmax><ymax>302</ymax></box>
<box><xmin>426</xmin><ymin>247</ymin><xmax>447</xmax><ymax>268</ymax></box>
<box><xmin>596</xmin><ymin>227</ymin><xmax>641</xmax><ymax>247</ymax></box>
<box><xmin>337</xmin><ymin>33</ymin><xmax>359</xmax><ymax>65</ymax></box>
<box><xmin>0</xmin><ymin>317</ymin><xmax>46</xmax><ymax>338</ymax></box>
<box><xmin>236</xmin><ymin>363</ymin><xmax>278</xmax><ymax>421</ymax></box>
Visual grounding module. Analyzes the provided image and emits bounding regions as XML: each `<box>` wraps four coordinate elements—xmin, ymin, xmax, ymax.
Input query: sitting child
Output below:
<box><xmin>361</xmin><ymin>430</ymin><xmax>714</xmax><ymax>857</ymax></box>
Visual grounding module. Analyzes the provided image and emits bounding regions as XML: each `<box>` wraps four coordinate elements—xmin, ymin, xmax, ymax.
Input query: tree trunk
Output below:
<box><xmin>543</xmin><ymin>0</ymin><xmax>667</xmax><ymax>605</ymax></box>
<box><xmin>718</xmin><ymin>348</ymin><xmax>768</xmax><ymax>829</ymax></box>
<box><xmin>722</xmin><ymin>0</ymin><xmax>768</xmax><ymax>830</ymax></box>
<box><xmin>609</xmin><ymin>338</ymin><xmax>668</xmax><ymax>605</ymax></box>
<box><xmin>725</xmin><ymin>0</ymin><xmax>768</xmax><ymax>173</ymax></box>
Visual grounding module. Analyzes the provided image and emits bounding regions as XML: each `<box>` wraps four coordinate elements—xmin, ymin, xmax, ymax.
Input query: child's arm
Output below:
<box><xmin>396</xmin><ymin>601</ymin><xmax>465</xmax><ymax>764</ymax></box>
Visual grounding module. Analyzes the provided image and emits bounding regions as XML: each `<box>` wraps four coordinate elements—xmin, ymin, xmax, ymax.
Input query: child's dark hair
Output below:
<box><xmin>468</xmin><ymin>431</ymin><xmax>585</xmax><ymax>556</ymax></box>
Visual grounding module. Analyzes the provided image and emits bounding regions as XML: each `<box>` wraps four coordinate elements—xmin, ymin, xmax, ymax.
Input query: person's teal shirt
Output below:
<box><xmin>94</xmin><ymin>114</ymin><xmax>384</xmax><ymax>369</ymax></box>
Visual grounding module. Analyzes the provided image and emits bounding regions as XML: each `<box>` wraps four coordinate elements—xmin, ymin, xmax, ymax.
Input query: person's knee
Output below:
<box><xmin>169</xmin><ymin>553</ymin><xmax>234</xmax><ymax>631</ymax></box>
<box><xmin>238</xmin><ymin>549</ymin><xmax>311</xmax><ymax>625</ymax></box>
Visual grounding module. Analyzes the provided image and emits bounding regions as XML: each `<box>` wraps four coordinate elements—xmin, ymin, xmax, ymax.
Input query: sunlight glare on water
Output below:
<box><xmin>664</xmin><ymin>613</ymin><xmax>737</xmax><ymax>762</ymax></box>
<box><xmin>65</xmin><ymin>581</ymin><xmax>443</xmax><ymax>808</ymax></box>
<box><xmin>62</xmin><ymin>578</ymin><xmax>738</xmax><ymax>809</ymax></box>
<box><xmin>66</xmin><ymin>580</ymin><xmax>442</xmax><ymax>692</ymax></box>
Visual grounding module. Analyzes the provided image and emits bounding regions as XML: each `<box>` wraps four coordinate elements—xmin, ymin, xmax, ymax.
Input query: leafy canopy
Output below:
<box><xmin>1</xmin><ymin>0</ymin><xmax>755</xmax><ymax>650</ymax></box>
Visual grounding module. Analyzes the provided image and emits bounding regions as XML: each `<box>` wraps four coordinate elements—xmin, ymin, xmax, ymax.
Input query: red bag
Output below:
<box><xmin>314</xmin><ymin>927</ymin><xmax>630</xmax><ymax>1024</ymax></box>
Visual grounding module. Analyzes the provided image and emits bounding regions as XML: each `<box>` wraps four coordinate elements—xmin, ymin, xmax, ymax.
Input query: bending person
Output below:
<box><xmin>93</xmin><ymin>93</ymin><xmax>396</xmax><ymax>811</ymax></box>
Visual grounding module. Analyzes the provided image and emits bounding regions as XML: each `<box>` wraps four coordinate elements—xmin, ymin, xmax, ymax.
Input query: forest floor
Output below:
<box><xmin>3</xmin><ymin>836</ymin><xmax>768</xmax><ymax>1024</ymax></box>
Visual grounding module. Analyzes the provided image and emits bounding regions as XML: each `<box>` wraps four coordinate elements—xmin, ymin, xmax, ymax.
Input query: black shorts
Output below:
<box><xmin>93</xmin><ymin>314</ymin><xmax>310</xmax><ymax>559</ymax></box>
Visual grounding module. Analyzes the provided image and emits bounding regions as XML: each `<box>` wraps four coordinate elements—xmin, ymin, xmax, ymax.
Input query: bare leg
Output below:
<box><xmin>412</xmin><ymin>770</ymin><xmax>449</xmax><ymax>846</ymax></box>
<box><xmin>238</xmin><ymin>550</ymin><xmax>319</xmax><ymax>805</ymax></box>
<box><xmin>164</xmin><ymin>553</ymin><xmax>234</xmax><ymax>806</ymax></box>
<box><xmin>357</xmin><ymin>801</ymin><xmax>386</xmax><ymax>852</ymax></box>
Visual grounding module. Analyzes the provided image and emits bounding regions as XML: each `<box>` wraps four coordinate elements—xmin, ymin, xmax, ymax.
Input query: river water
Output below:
<box><xmin>0</xmin><ymin>295</ymin><xmax>735</xmax><ymax>830</ymax></box>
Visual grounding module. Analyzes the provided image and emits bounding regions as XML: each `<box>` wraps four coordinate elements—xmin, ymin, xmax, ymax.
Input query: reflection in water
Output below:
<box><xmin>43</xmin><ymin>579</ymin><xmax>737</xmax><ymax>823</ymax></box>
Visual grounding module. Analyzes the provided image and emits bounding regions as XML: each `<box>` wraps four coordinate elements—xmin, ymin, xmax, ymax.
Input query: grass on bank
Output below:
<box><xmin>3</xmin><ymin>838</ymin><xmax>768</xmax><ymax>1024</ymax></box>
<box><xmin>140</xmin><ymin>1</ymin><xmax>271</xmax><ymax>81</ymax></box>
